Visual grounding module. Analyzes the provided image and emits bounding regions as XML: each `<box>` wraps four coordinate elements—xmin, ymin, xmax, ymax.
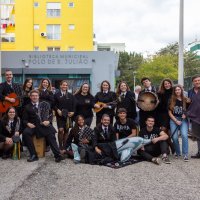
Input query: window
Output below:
<box><xmin>68</xmin><ymin>2</ymin><xmax>74</xmax><ymax>8</ymax></box>
<box><xmin>34</xmin><ymin>47</ymin><xmax>40</xmax><ymax>51</ymax></box>
<box><xmin>47</xmin><ymin>47</ymin><xmax>60</xmax><ymax>51</ymax></box>
<box><xmin>68</xmin><ymin>46</ymin><xmax>75</xmax><ymax>51</ymax></box>
<box><xmin>1</xmin><ymin>33</ymin><xmax>15</xmax><ymax>42</ymax></box>
<box><xmin>34</xmin><ymin>2</ymin><xmax>39</xmax><ymax>7</ymax></box>
<box><xmin>34</xmin><ymin>24</ymin><xmax>40</xmax><ymax>30</ymax></box>
<box><xmin>47</xmin><ymin>3</ymin><xmax>61</xmax><ymax>17</ymax></box>
<box><xmin>68</xmin><ymin>24</ymin><xmax>75</xmax><ymax>30</ymax></box>
<box><xmin>0</xmin><ymin>0</ymin><xmax>15</xmax><ymax>4</ymax></box>
<box><xmin>47</xmin><ymin>25</ymin><xmax>61</xmax><ymax>40</ymax></box>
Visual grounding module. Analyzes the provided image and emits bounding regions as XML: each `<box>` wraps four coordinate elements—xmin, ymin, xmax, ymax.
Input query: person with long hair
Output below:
<box><xmin>38</xmin><ymin>78</ymin><xmax>54</xmax><ymax>152</ymax></box>
<box><xmin>115</xmin><ymin>81</ymin><xmax>136</xmax><ymax>121</ymax></box>
<box><xmin>157</xmin><ymin>78</ymin><xmax>174</xmax><ymax>154</ymax></box>
<box><xmin>74</xmin><ymin>83</ymin><xmax>95</xmax><ymax>127</ymax></box>
<box><xmin>94</xmin><ymin>80</ymin><xmax>117</xmax><ymax>125</ymax></box>
<box><xmin>21</xmin><ymin>78</ymin><xmax>33</xmax><ymax>109</ymax></box>
<box><xmin>54</xmin><ymin>80</ymin><xmax>76</xmax><ymax>151</ymax></box>
<box><xmin>0</xmin><ymin>107</ymin><xmax>21</xmax><ymax>159</ymax></box>
<box><xmin>169</xmin><ymin>85</ymin><xmax>189</xmax><ymax>161</ymax></box>
<box><xmin>65</xmin><ymin>115</ymin><xmax>93</xmax><ymax>163</ymax></box>
<box><xmin>38</xmin><ymin>78</ymin><xmax>54</xmax><ymax>108</ymax></box>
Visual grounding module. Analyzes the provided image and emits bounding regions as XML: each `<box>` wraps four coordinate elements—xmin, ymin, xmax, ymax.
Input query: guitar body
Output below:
<box><xmin>93</xmin><ymin>102</ymin><xmax>106</xmax><ymax>113</ymax></box>
<box><xmin>0</xmin><ymin>93</ymin><xmax>20</xmax><ymax>113</ymax></box>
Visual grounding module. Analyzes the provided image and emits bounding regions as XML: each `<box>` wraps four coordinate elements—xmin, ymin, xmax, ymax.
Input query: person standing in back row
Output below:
<box><xmin>116</xmin><ymin>81</ymin><xmax>136</xmax><ymax>121</ymax></box>
<box><xmin>94</xmin><ymin>80</ymin><xmax>117</xmax><ymax>126</ymax></box>
<box><xmin>74</xmin><ymin>83</ymin><xmax>95</xmax><ymax>127</ymax></box>
<box><xmin>54</xmin><ymin>80</ymin><xmax>76</xmax><ymax>151</ymax></box>
<box><xmin>139</xmin><ymin>77</ymin><xmax>157</xmax><ymax>128</ymax></box>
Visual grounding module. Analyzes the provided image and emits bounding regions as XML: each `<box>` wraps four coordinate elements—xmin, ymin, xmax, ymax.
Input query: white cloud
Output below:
<box><xmin>94</xmin><ymin>0</ymin><xmax>200</xmax><ymax>54</ymax></box>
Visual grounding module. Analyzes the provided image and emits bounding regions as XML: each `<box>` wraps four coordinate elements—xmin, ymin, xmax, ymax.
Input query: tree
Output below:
<box><xmin>117</xmin><ymin>52</ymin><xmax>144</xmax><ymax>89</ymax></box>
<box><xmin>137</xmin><ymin>54</ymin><xmax>178</xmax><ymax>86</ymax></box>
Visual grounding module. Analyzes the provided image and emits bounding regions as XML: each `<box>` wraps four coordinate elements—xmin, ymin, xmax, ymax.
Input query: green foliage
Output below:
<box><xmin>118</xmin><ymin>42</ymin><xmax>200</xmax><ymax>89</ymax></box>
<box><xmin>137</xmin><ymin>54</ymin><xmax>178</xmax><ymax>86</ymax></box>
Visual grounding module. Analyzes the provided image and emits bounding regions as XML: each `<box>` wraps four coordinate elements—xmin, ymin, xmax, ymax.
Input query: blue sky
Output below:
<box><xmin>94</xmin><ymin>0</ymin><xmax>200</xmax><ymax>54</ymax></box>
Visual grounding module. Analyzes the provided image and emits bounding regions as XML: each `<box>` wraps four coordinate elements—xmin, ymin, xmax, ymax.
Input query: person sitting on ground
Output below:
<box><xmin>92</xmin><ymin>114</ymin><xmax>116</xmax><ymax>157</ymax></box>
<box><xmin>0</xmin><ymin>107</ymin><xmax>21</xmax><ymax>159</ymax></box>
<box><xmin>114</xmin><ymin>108</ymin><xmax>137</xmax><ymax>140</ymax></box>
<box><xmin>138</xmin><ymin>116</ymin><xmax>171</xmax><ymax>165</ymax></box>
<box><xmin>66</xmin><ymin>115</ymin><xmax>94</xmax><ymax>164</ymax></box>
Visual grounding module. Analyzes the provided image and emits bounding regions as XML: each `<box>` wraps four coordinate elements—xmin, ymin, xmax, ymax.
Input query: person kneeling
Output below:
<box><xmin>138</xmin><ymin>116</ymin><xmax>171</xmax><ymax>165</ymax></box>
<box><xmin>22</xmin><ymin>90</ymin><xmax>64</xmax><ymax>162</ymax></box>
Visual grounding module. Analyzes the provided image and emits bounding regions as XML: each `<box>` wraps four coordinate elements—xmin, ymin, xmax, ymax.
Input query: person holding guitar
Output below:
<box><xmin>0</xmin><ymin>69</ymin><xmax>22</xmax><ymax>115</ymax></box>
<box><xmin>94</xmin><ymin>80</ymin><xmax>117</xmax><ymax>126</ymax></box>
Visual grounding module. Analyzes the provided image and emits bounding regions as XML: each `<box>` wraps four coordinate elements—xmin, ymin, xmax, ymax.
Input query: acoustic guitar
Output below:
<box><xmin>0</xmin><ymin>93</ymin><xmax>20</xmax><ymax>113</ymax></box>
<box><xmin>93</xmin><ymin>101</ymin><xmax>117</xmax><ymax>113</ymax></box>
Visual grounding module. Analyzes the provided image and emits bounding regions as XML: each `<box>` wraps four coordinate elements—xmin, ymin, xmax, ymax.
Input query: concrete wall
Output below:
<box><xmin>1</xmin><ymin>51</ymin><xmax>119</xmax><ymax>94</ymax></box>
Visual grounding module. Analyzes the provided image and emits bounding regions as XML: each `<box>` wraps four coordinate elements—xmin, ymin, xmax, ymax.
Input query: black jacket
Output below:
<box><xmin>94</xmin><ymin>91</ymin><xmax>117</xmax><ymax>117</ymax></box>
<box><xmin>39</xmin><ymin>89</ymin><xmax>55</xmax><ymax>108</ymax></box>
<box><xmin>0</xmin><ymin>118</ymin><xmax>21</xmax><ymax>138</ymax></box>
<box><xmin>92</xmin><ymin>124</ymin><xmax>116</xmax><ymax>148</ymax></box>
<box><xmin>0</xmin><ymin>82</ymin><xmax>22</xmax><ymax>101</ymax></box>
<box><xmin>116</xmin><ymin>91</ymin><xmax>136</xmax><ymax>119</ymax></box>
<box><xmin>22</xmin><ymin>102</ymin><xmax>56</xmax><ymax>138</ymax></box>
<box><xmin>54</xmin><ymin>91</ymin><xmax>76</xmax><ymax>112</ymax></box>
<box><xmin>74</xmin><ymin>93</ymin><xmax>95</xmax><ymax>118</ymax></box>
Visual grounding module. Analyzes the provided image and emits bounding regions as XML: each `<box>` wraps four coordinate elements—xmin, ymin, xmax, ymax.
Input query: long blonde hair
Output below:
<box><xmin>38</xmin><ymin>78</ymin><xmax>52</xmax><ymax>92</ymax></box>
<box><xmin>169</xmin><ymin>84</ymin><xmax>187</xmax><ymax>112</ymax></box>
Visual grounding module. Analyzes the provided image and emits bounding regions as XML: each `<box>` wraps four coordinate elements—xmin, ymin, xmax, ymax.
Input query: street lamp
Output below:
<box><xmin>178</xmin><ymin>0</ymin><xmax>184</xmax><ymax>85</ymax></box>
<box><xmin>133</xmin><ymin>71</ymin><xmax>137</xmax><ymax>91</ymax></box>
<box><xmin>21</xmin><ymin>59</ymin><xmax>29</xmax><ymax>83</ymax></box>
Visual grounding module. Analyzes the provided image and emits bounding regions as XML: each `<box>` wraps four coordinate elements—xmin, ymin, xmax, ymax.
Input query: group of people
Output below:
<box><xmin>0</xmin><ymin>69</ymin><xmax>200</xmax><ymax>165</ymax></box>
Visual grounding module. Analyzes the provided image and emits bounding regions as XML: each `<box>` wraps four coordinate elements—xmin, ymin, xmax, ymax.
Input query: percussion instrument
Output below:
<box><xmin>137</xmin><ymin>92</ymin><xmax>159</xmax><ymax>111</ymax></box>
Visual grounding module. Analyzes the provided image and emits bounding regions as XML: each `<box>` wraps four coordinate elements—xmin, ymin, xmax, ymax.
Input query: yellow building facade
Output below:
<box><xmin>0</xmin><ymin>0</ymin><xmax>93</xmax><ymax>51</ymax></box>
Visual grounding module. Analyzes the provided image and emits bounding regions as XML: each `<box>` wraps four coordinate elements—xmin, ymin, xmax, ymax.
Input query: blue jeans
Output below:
<box><xmin>170</xmin><ymin>118</ymin><xmax>188</xmax><ymax>156</ymax></box>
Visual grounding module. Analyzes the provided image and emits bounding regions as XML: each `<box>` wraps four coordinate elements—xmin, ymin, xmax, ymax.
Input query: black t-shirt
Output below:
<box><xmin>74</xmin><ymin>93</ymin><xmax>95</xmax><ymax>118</ymax></box>
<box><xmin>139</xmin><ymin>127</ymin><xmax>161</xmax><ymax>140</ymax></box>
<box><xmin>173</xmin><ymin>99</ymin><xmax>184</xmax><ymax>118</ymax></box>
<box><xmin>114</xmin><ymin>118</ymin><xmax>137</xmax><ymax>139</ymax></box>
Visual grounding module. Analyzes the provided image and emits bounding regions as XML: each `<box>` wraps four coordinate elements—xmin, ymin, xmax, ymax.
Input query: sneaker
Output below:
<box><xmin>162</xmin><ymin>156</ymin><xmax>171</xmax><ymax>164</ymax></box>
<box><xmin>55</xmin><ymin>155</ymin><xmax>65</xmax><ymax>163</ymax></box>
<box><xmin>174</xmin><ymin>154</ymin><xmax>181</xmax><ymax>159</ymax></box>
<box><xmin>191</xmin><ymin>153</ymin><xmax>200</xmax><ymax>159</ymax></box>
<box><xmin>183</xmin><ymin>156</ymin><xmax>189</xmax><ymax>162</ymax></box>
<box><xmin>152</xmin><ymin>157</ymin><xmax>161</xmax><ymax>165</ymax></box>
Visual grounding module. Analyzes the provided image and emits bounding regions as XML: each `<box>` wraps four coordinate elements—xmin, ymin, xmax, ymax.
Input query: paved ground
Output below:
<box><xmin>0</xmin><ymin>118</ymin><xmax>200</xmax><ymax>200</ymax></box>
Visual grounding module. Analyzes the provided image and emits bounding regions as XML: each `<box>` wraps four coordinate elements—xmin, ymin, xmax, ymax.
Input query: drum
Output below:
<box><xmin>137</xmin><ymin>92</ymin><xmax>159</xmax><ymax>111</ymax></box>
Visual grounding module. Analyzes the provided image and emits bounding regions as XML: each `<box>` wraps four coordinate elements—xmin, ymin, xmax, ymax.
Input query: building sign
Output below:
<box><xmin>28</xmin><ymin>54</ymin><xmax>89</xmax><ymax>65</ymax></box>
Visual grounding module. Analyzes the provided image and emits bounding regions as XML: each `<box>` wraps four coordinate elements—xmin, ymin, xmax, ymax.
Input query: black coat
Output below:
<box><xmin>116</xmin><ymin>91</ymin><xmax>136</xmax><ymax>119</ymax></box>
<box><xmin>94</xmin><ymin>91</ymin><xmax>117</xmax><ymax>117</ymax></box>
<box><xmin>39</xmin><ymin>89</ymin><xmax>55</xmax><ymax>108</ymax></box>
<box><xmin>92</xmin><ymin>124</ymin><xmax>116</xmax><ymax>148</ymax></box>
<box><xmin>22</xmin><ymin>102</ymin><xmax>56</xmax><ymax>138</ymax></box>
<box><xmin>54</xmin><ymin>91</ymin><xmax>76</xmax><ymax>112</ymax></box>
<box><xmin>74</xmin><ymin>93</ymin><xmax>95</xmax><ymax>118</ymax></box>
<box><xmin>0</xmin><ymin>82</ymin><xmax>22</xmax><ymax>101</ymax></box>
